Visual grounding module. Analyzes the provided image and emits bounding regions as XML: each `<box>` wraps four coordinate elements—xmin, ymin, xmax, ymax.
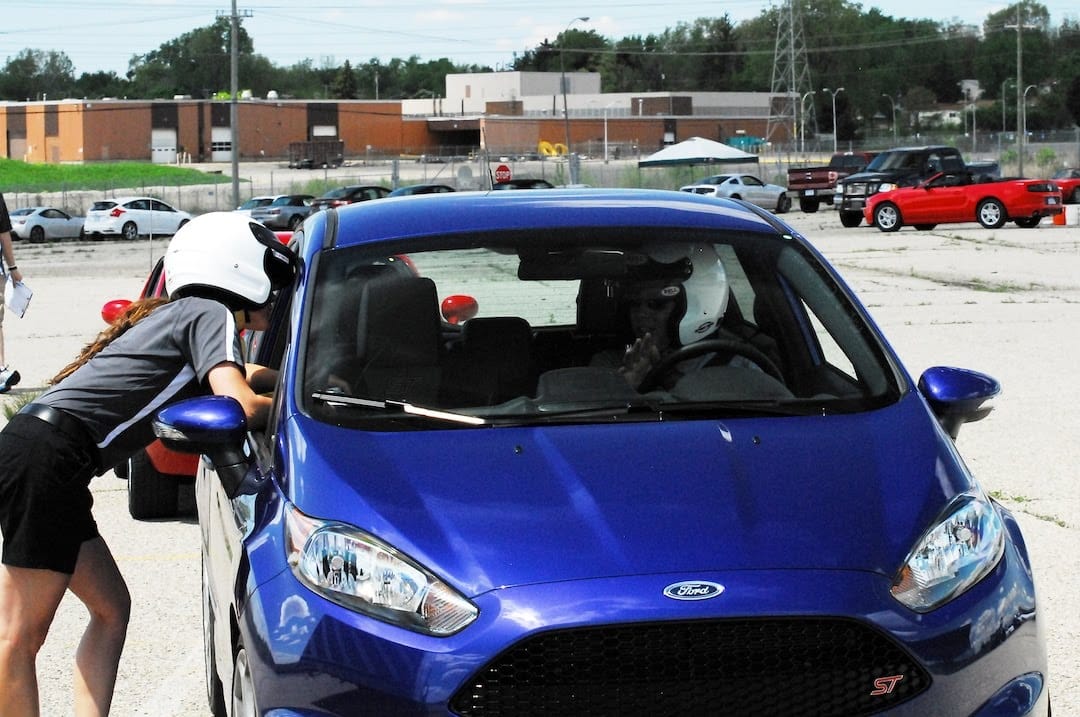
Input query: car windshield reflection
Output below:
<box><xmin>299</xmin><ymin>229</ymin><xmax>900</xmax><ymax>428</ymax></box>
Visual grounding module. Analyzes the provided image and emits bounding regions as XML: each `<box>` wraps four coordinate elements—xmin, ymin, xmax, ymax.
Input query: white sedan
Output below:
<box><xmin>9</xmin><ymin>206</ymin><xmax>85</xmax><ymax>243</ymax></box>
<box><xmin>681</xmin><ymin>174</ymin><xmax>792</xmax><ymax>213</ymax></box>
<box><xmin>82</xmin><ymin>196</ymin><xmax>192</xmax><ymax>240</ymax></box>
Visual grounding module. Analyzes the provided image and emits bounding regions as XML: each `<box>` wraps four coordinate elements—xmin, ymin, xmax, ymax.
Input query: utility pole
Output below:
<box><xmin>220</xmin><ymin>2</ymin><xmax>253</xmax><ymax>208</ymax></box>
<box><xmin>1006</xmin><ymin>3</ymin><xmax>1036</xmax><ymax>176</ymax></box>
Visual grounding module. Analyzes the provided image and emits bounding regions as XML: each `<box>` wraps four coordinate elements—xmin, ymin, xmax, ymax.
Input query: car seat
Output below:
<box><xmin>352</xmin><ymin>276</ymin><xmax>442</xmax><ymax>404</ymax></box>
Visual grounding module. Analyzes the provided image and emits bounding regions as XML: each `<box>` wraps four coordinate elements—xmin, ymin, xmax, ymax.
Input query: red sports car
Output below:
<box><xmin>1051</xmin><ymin>168</ymin><xmax>1080</xmax><ymax>204</ymax></box>
<box><xmin>865</xmin><ymin>172</ymin><xmax>1063</xmax><ymax>231</ymax></box>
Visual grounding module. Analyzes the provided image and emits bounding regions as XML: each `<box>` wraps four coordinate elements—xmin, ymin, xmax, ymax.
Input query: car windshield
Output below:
<box><xmin>299</xmin><ymin>228</ymin><xmax>901</xmax><ymax>429</ymax></box>
<box><xmin>10</xmin><ymin>208</ymin><xmax>34</xmax><ymax>216</ymax></box>
<box><xmin>91</xmin><ymin>201</ymin><xmax>117</xmax><ymax>211</ymax></box>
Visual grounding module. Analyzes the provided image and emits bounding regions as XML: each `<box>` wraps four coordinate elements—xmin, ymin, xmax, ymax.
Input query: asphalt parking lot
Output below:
<box><xmin>2</xmin><ymin>207</ymin><xmax>1078</xmax><ymax>716</ymax></box>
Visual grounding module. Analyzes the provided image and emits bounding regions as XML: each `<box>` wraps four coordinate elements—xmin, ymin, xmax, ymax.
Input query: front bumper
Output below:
<box><xmin>233</xmin><ymin>528</ymin><xmax>1046</xmax><ymax>716</ymax></box>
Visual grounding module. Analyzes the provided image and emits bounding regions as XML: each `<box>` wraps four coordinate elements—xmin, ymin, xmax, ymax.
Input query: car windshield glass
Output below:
<box><xmin>299</xmin><ymin>229</ymin><xmax>901</xmax><ymax>429</ymax></box>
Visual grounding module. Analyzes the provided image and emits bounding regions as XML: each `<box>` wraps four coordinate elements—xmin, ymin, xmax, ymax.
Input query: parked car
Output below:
<box><xmin>8</xmin><ymin>206</ymin><xmax>85</xmax><ymax>242</ymax></box>
<box><xmin>490</xmin><ymin>178</ymin><xmax>556</xmax><ymax>190</ymax></box>
<box><xmin>865</xmin><ymin>171</ymin><xmax>1063</xmax><ymax>231</ymax></box>
<box><xmin>82</xmin><ymin>196</ymin><xmax>192</xmax><ymax>240</ymax></box>
<box><xmin>387</xmin><ymin>183</ymin><xmax>455</xmax><ymax>197</ymax></box>
<box><xmin>250</xmin><ymin>194</ymin><xmax>315</xmax><ymax>230</ymax></box>
<box><xmin>1051</xmin><ymin>167</ymin><xmax>1080</xmax><ymax>204</ymax></box>
<box><xmin>310</xmin><ymin>185</ymin><xmax>390</xmax><ymax>211</ymax></box>
<box><xmin>154</xmin><ymin>189</ymin><xmax>1046</xmax><ymax>716</ymax></box>
<box><xmin>836</xmin><ymin>145</ymin><xmax>967</xmax><ymax>227</ymax></box>
<box><xmin>681</xmin><ymin>174</ymin><xmax>792</xmax><ymax>213</ymax></box>
<box><xmin>234</xmin><ymin>195</ymin><xmax>281</xmax><ymax>217</ymax></box>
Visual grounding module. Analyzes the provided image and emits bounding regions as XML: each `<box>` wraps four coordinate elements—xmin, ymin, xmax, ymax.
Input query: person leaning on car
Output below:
<box><xmin>0</xmin><ymin>212</ymin><xmax>296</xmax><ymax>717</ymax></box>
<box><xmin>0</xmin><ymin>193</ymin><xmax>25</xmax><ymax>393</ymax></box>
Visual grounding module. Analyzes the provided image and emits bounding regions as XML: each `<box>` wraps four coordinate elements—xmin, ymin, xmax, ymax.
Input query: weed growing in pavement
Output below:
<box><xmin>990</xmin><ymin>490</ymin><xmax>1068</xmax><ymax>528</ymax></box>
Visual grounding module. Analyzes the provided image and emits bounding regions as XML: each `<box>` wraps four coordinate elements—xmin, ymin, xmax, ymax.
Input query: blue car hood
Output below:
<box><xmin>283</xmin><ymin>394</ymin><xmax>974</xmax><ymax>597</ymax></box>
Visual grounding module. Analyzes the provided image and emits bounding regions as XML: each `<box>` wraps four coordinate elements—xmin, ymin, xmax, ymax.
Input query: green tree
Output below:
<box><xmin>0</xmin><ymin>49</ymin><xmax>76</xmax><ymax>100</ymax></box>
<box><xmin>330</xmin><ymin>60</ymin><xmax>359</xmax><ymax>99</ymax></box>
<box><xmin>127</xmin><ymin>17</ymin><xmax>254</xmax><ymax>98</ymax></box>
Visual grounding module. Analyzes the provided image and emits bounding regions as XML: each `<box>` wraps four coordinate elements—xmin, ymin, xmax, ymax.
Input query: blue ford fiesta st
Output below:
<box><xmin>157</xmin><ymin>189</ymin><xmax>1048</xmax><ymax>716</ymax></box>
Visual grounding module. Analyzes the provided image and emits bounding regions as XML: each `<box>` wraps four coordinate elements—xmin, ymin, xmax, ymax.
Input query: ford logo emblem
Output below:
<box><xmin>663</xmin><ymin>580</ymin><xmax>725</xmax><ymax>601</ymax></box>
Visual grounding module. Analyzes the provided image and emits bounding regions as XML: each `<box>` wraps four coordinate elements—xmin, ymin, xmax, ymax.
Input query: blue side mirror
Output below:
<box><xmin>153</xmin><ymin>396</ymin><xmax>261</xmax><ymax>498</ymax></box>
<box><xmin>918</xmin><ymin>366</ymin><xmax>1001</xmax><ymax>440</ymax></box>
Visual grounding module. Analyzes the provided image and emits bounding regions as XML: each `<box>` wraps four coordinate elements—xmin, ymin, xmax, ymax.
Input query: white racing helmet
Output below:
<box><xmin>165</xmin><ymin>212</ymin><xmax>297</xmax><ymax>310</ymax></box>
<box><xmin>641</xmin><ymin>243</ymin><xmax>728</xmax><ymax>346</ymax></box>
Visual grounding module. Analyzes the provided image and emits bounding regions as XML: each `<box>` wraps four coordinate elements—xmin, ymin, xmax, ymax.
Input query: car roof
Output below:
<box><xmin>309</xmin><ymin>188</ymin><xmax>782</xmax><ymax>253</ymax></box>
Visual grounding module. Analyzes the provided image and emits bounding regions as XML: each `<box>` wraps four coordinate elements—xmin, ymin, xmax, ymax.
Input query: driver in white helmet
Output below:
<box><xmin>593</xmin><ymin>243</ymin><xmax>756</xmax><ymax>390</ymax></box>
<box><xmin>0</xmin><ymin>212</ymin><xmax>297</xmax><ymax>715</ymax></box>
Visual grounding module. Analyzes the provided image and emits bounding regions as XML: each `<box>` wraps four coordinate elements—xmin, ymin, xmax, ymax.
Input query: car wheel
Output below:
<box><xmin>1071</xmin><ymin>187</ymin><xmax>1080</xmax><ymax>204</ymax></box>
<box><xmin>977</xmin><ymin>198</ymin><xmax>1007</xmax><ymax>229</ymax></box>
<box><xmin>29</xmin><ymin>226</ymin><xmax>46</xmax><ymax>244</ymax></box>
<box><xmin>873</xmin><ymin>203</ymin><xmax>902</xmax><ymax>232</ymax></box>
<box><xmin>122</xmin><ymin>221</ymin><xmax>139</xmax><ymax>240</ymax></box>
<box><xmin>1014</xmin><ymin>217</ymin><xmax>1041</xmax><ymax>228</ymax></box>
<box><xmin>839</xmin><ymin>210</ymin><xmax>863</xmax><ymax>228</ymax></box>
<box><xmin>231</xmin><ymin>643</ymin><xmax>258</xmax><ymax>717</ymax></box>
<box><xmin>775</xmin><ymin>194</ymin><xmax>791</xmax><ymax>214</ymax></box>
<box><xmin>127</xmin><ymin>449</ymin><xmax>179</xmax><ymax>520</ymax></box>
<box><xmin>288</xmin><ymin>214</ymin><xmax>304</xmax><ymax>230</ymax></box>
<box><xmin>203</xmin><ymin>557</ymin><xmax>227</xmax><ymax>717</ymax></box>
<box><xmin>914</xmin><ymin>224</ymin><xmax>937</xmax><ymax>231</ymax></box>
<box><xmin>799</xmin><ymin>197</ymin><xmax>820</xmax><ymax>213</ymax></box>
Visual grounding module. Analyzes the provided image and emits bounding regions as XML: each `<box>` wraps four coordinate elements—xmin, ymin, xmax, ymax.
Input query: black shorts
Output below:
<box><xmin>0</xmin><ymin>412</ymin><xmax>100</xmax><ymax>574</ymax></box>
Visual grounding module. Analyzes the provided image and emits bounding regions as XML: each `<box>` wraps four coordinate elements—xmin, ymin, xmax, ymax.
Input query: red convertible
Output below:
<box><xmin>1051</xmin><ymin>168</ymin><xmax>1080</xmax><ymax>204</ymax></box>
<box><xmin>865</xmin><ymin>172</ymin><xmax>1063</xmax><ymax>231</ymax></box>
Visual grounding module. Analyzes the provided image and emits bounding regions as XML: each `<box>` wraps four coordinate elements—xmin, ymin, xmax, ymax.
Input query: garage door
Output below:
<box><xmin>151</xmin><ymin>128</ymin><xmax>177</xmax><ymax>164</ymax></box>
<box><xmin>211</xmin><ymin>127</ymin><xmax>233</xmax><ymax>162</ymax></box>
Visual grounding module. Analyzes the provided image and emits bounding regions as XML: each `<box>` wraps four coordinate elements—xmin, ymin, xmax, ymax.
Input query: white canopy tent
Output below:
<box><xmin>638</xmin><ymin>136</ymin><xmax>759</xmax><ymax>168</ymax></box>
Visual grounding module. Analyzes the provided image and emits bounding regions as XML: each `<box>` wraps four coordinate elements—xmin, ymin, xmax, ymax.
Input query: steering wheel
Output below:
<box><xmin>639</xmin><ymin>338</ymin><xmax>784</xmax><ymax>391</ymax></box>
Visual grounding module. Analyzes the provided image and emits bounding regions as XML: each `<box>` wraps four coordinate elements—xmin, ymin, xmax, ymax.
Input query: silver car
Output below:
<box><xmin>8</xmin><ymin>206</ymin><xmax>85</xmax><ymax>243</ymax></box>
<box><xmin>82</xmin><ymin>196</ymin><xmax>192</xmax><ymax>240</ymax></box>
<box><xmin>681</xmin><ymin>174</ymin><xmax>792</xmax><ymax>213</ymax></box>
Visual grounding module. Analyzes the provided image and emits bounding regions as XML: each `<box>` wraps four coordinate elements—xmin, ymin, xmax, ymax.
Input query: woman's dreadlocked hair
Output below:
<box><xmin>50</xmin><ymin>297</ymin><xmax>170</xmax><ymax>385</ymax></box>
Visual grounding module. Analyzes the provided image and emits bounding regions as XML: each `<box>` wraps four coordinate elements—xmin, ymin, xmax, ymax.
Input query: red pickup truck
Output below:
<box><xmin>786</xmin><ymin>151</ymin><xmax>876</xmax><ymax>213</ymax></box>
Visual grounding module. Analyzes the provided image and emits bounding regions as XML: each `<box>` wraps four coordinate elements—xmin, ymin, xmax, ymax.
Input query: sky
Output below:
<box><xmin>2</xmin><ymin>0</ymin><xmax>1077</xmax><ymax>78</ymax></box>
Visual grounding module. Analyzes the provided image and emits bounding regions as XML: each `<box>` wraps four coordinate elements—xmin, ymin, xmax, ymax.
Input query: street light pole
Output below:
<box><xmin>560</xmin><ymin>16</ymin><xmax>589</xmax><ymax>184</ymax></box>
<box><xmin>824</xmin><ymin>87</ymin><xmax>844</xmax><ymax>153</ymax></box>
<box><xmin>800</xmin><ymin>91</ymin><xmax>815</xmax><ymax>154</ymax></box>
<box><xmin>881</xmin><ymin>93</ymin><xmax>897</xmax><ymax>144</ymax></box>
<box><xmin>1023</xmin><ymin>84</ymin><xmax>1037</xmax><ymax>173</ymax></box>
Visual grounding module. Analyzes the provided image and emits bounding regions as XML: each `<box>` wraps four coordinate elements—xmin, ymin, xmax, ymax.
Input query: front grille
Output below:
<box><xmin>449</xmin><ymin>617</ymin><xmax>930</xmax><ymax>716</ymax></box>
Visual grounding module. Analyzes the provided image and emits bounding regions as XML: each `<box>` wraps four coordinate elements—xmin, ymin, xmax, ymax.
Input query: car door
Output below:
<box><xmin>149</xmin><ymin>199</ymin><xmax>183</xmax><ymax>234</ymax></box>
<box><xmin>40</xmin><ymin>208</ymin><xmax>80</xmax><ymax>239</ymax></box>
<box><xmin>738</xmin><ymin>175</ymin><xmax>769</xmax><ymax>208</ymax></box>
<box><xmin>124</xmin><ymin>199</ymin><xmax>151</xmax><ymax>234</ymax></box>
<box><xmin>901</xmin><ymin>174</ymin><xmax>969</xmax><ymax>224</ymax></box>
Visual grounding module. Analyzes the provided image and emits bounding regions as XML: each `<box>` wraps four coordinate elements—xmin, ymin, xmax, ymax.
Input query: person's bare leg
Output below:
<box><xmin>0</xmin><ymin>564</ymin><xmax>71</xmax><ymax>716</ymax></box>
<box><xmin>66</xmin><ymin>537</ymin><xmax>131</xmax><ymax>717</ymax></box>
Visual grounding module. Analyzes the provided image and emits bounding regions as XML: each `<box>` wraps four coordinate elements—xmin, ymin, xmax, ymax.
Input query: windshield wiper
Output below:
<box><xmin>311</xmin><ymin>390</ymin><xmax>487</xmax><ymax>426</ymax></box>
<box><xmin>656</xmin><ymin>399</ymin><xmax>825</xmax><ymax>418</ymax></box>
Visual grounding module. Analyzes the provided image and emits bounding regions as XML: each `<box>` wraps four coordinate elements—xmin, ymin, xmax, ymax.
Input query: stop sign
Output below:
<box><xmin>494</xmin><ymin>164</ymin><xmax>512</xmax><ymax>183</ymax></box>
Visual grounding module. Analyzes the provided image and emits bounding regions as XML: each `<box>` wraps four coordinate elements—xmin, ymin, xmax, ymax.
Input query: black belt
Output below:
<box><xmin>19</xmin><ymin>403</ymin><xmax>99</xmax><ymax>462</ymax></box>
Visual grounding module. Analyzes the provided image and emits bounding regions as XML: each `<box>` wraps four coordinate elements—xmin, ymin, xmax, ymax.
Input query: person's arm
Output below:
<box><xmin>245</xmin><ymin>363</ymin><xmax>278</xmax><ymax>394</ymax></box>
<box><xmin>0</xmin><ymin>231</ymin><xmax>21</xmax><ymax>284</ymax></box>
<box><xmin>207</xmin><ymin>362</ymin><xmax>273</xmax><ymax>429</ymax></box>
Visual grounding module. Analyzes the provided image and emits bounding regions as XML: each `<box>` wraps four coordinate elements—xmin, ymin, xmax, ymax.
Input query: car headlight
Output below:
<box><xmin>285</xmin><ymin>503</ymin><xmax>478</xmax><ymax>635</ymax></box>
<box><xmin>891</xmin><ymin>491</ymin><xmax>1005</xmax><ymax>613</ymax></box>
<box><xmin>877</xmin><ymin>182</ymin><xmax>897</xmax><ymax>193</ymax></box>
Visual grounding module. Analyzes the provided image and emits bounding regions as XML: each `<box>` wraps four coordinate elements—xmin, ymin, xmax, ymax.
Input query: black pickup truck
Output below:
<box><xmin>835</xmin><ymin>145</ymin><xmax>967</xmax><ymax>227</ymax></box>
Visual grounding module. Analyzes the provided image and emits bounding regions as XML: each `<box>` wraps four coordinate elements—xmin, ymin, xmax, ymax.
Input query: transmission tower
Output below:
<box><xmin>767</xmin><ymin>0</ymin><xmax>814</xmax><ymax>151</ymax></box>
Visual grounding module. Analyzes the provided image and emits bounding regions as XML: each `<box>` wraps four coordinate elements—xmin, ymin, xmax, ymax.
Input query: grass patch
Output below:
<box><xmin>0</xmin><ymin>157</ymin><xmax>231</xmax><ymax>193</ymax></box>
